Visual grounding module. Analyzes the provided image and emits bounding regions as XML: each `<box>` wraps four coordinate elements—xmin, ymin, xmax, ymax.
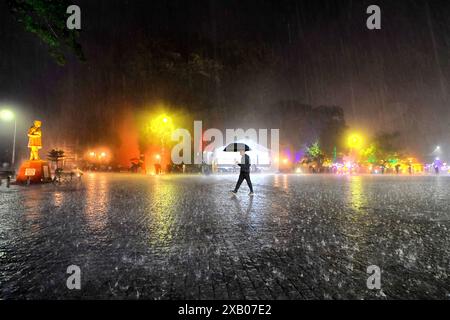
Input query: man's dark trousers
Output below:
<box><xmin>234</xmin><ymin>154</ymin><xmax>253</xmax><ymax>193</ymax></box>
<box><xmin>234</xmin><ymin>172</ymin><xmax>253</xmax><ymax>193</ymax></box>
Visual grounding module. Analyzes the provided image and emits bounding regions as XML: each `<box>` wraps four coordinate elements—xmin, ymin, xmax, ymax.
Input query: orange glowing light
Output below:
<box><xmin>86</xmin><ymin>148</ymin><xmax>111</xmax><ymax>163</ymax></box>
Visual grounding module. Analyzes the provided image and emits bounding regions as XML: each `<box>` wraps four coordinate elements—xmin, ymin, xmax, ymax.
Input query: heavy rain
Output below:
<box><xmin>0</xmin><ymin>0</ymin><xmax>449</xmax><ymax>301</ymax></box>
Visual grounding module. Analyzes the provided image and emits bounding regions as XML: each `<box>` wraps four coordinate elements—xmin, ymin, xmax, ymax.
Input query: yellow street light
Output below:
<box><xmin>348</xmin><ymin>133</ymin><xmax>363</xmax><ymax>150</ymax></box>
<box><xmin>151</xmin><ymin>114</ymin><xmax>174</xmax><ymax>136</ymax></box>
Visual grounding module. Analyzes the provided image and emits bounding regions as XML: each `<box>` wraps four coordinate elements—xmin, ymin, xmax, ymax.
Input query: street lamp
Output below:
<box><xmin>433</xmin><ymin>146</ymin><xmax>441</xmax><ymax>154</ymax></box>
<box><xmin>0</xmin><ymin>109</ymin><xmax>17</xmax><ymax>167</ymax></box>
<box><xmin>150</xmin><ymin>114</ymin><xmax>174</xmax><ymax>172</ymax></box>
<box><xmin>150</xmin><ymin>114</ymin><xmax>174</xmax><ymax>138</ymax></box>
<box><xmin>347</xmin><ymin>134</ymin><xmax>363</xmax><ymax>150</ymax></box>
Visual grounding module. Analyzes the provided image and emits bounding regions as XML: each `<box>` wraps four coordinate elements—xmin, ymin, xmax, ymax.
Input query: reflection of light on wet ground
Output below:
<box><xmin>2</xmin><ymin>173</ymin><xmax>450</xmax><ymax>299</ymax></box>
<box><xmin>23</xmin><ymin>189</ymin><xmax>43</xmax><ymax>229</ymax></box>
<box><xmin>273</xmin><ymin>174</ymin><xmax>280</xmax><ymax>188</ymax></box>
<box><xmin>282</xmin><ymin>174</ymin><xmax>289</xmax><ymax>189</ymax></box>
<box><xmin>52</xmin><ymin>191</ymin><xmax>64</xmax><ymax>207</ymax></box>
<box><xmin>343</xmin><ymin>175</ymin><xmax>371</xmax><ymax>242</ymax></box>
<box><xmin>84</xmin><ymin>173</ymin><xmax>109</xmax><ymax>232</ymax></box>
<box><xmin>148</xmin><ymin>180</ymin><xmax>176</xmax><ymax>246</ymax></box>
<box><xmin>272</xmin><ymin>174</ymin><xmax>289</xmax><ymax>189</ymax></box>
<box><xmin>349</xmin><ymin>175</ymin><xmax>366</xmax><ymax>215</ymax></box>
<box><xmin>231</xmin><ymin>195</ymin><xmax>255</xmax><ymax>220</ymax></box>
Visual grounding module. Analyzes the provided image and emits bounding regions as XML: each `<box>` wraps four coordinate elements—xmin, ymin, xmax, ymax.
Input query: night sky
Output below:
<box><xmin>1</xmin><ymin>0</ymin><xmax>450</xmax><ymax>162</ymax></box>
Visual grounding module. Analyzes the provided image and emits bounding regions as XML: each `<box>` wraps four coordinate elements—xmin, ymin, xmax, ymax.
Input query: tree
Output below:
<box><xmin>360</xmin><ymin>132</ymin><xmax>403</xmax><ymax>166</ymax></box>
<box><xmin>304</xmin><ymin>141</ymin><xmax>326</xmax><ymax>168</ymax></box>
<box><xmin>265</xmin><ymin>102</ymin><xmax>347</xmax><ymax>157</ymax></box>
<box><xmin>6</xmin><ymin>0</ymin><xmax>85</xmax><ymax>65</ymax></box>
<box><xmin>316</xmin><ymin>106</ymin><xmax>348</xmax><ymax>156</ymax></box>
<box><xmin>361</xmin><ymin>144</ymin><xmax>378</xmax><ymax>164</ymax></box>
<box><xmin>47</xmin><ymin>149</ymin><xmax>65</xmax><ymax>169</ymax></box>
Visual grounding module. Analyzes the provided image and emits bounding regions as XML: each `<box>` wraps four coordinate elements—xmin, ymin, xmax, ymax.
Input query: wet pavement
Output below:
<box><xmin>0</xmin><ymin>173</ymin><xmax>449</xmax><ymax>300</ymax></box>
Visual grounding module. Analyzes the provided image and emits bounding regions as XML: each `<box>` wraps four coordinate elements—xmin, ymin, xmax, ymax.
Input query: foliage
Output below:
<box><xmin>316</xmin><ymin>106</ymin><xmax>348</xmax><ymax>155</ymax></box>
<box><xmin>47</xmin><ymin>149</ymin><xmax>65</xmax><ymax>167</ymax></box>
<box><xmin>304</xmin><ymin>141</ymin><xmax>326</xmax><ymax>165</ymax></box>
<box><xmin>307</xmin><ymin>142</ymin><xmax>322</xmax><ymax>159</ymax></box>
<box><xmin>6</xmin><ymin>0</ymin><xmax>85</xmax><ymax>65</ymax></box>
<box><xmin>361</xmin><ymin>144</ymin><xmax>377</xmax><ymax>164</ymax></box>
<box><xmin>267</xmin><ymin>102</ymin><xmax>347</xmax><ymax>158</ymax></box>
<box><xmin>360</xmin><ymin>132</ymin><xmax>403</xmax><ymax>165</ymax></box>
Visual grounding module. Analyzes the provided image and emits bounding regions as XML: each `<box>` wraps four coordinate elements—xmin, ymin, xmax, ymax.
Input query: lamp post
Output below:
<box><xmin>0</xmin><ymin>109</ymin><xmax>17</xmax><ymax>167</ymax></box>
<box><xmin>348</xmin><ymin>134</ymin><xmax>363</xmax><ymax>151</ymax></box>
<box><xmin>150</xmin><ymin>114</ymin><xmax>174</xmax><ymax>173</ymax></box>
<box><xmin>347</xmin><ymin>133</ymin><xmax>364</xmax><ymax>173</ymax></box>
<box><xmin>433</xmin><ymin>145</ymin><xmax>442</xmax><ymax>155</ymax></box>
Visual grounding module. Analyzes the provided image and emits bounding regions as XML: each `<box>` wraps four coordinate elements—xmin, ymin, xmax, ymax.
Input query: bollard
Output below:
<box><xmin>27</xmin><ymin>177</ymin><xmax>31</xmax><ymax>186</ymax></box>
<box><xmin>7</xmin><ymin>176</ymin><xmax>11</xmax><ymax>188</ymax></box>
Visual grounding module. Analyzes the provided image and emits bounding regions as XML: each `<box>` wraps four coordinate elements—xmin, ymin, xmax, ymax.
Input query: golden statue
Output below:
<box><xmin>28</xmin><ymin>120</ymin><xmax>42</xmax><ymax>161</ymax></box>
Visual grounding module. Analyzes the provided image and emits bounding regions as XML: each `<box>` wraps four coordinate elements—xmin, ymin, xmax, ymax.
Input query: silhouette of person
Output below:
<box><xmin>231</xmin><ymin>150</ymin><xmax>254</xmax><ymax>195</ymax></box>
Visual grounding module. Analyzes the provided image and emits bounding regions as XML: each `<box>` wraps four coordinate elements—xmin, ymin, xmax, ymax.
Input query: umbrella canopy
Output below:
<box><xmin>223</xmin><ymin>143</ymin><xmax>251</xmax><ymax>152</ymax></box>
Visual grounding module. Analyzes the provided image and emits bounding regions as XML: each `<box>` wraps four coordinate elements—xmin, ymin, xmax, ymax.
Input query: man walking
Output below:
<box><xmin>231</xmin><ymin>150</ymin><xmax>254</xmax><ymax>196</ymax></box>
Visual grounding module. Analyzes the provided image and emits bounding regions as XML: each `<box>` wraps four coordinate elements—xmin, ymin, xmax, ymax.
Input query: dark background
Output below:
<box><xmin>1</xmin><ymin>0</ymin><xmax>450</xmax><ymax>162</ymax></box>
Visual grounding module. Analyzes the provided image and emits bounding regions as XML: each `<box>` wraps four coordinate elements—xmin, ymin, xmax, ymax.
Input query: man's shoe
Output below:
<box><xmin>230</xmin><ymin>190</ymin><xmax>237</xmax><ymax>195</ymax></box>
<box><xmin>249</xmin><ymin>192</ymin><xmax>255</xmax><ymax>196</ymax></box>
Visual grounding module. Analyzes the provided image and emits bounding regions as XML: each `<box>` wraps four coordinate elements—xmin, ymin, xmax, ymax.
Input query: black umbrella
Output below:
<box><xmin>223</xmin><ymin>143</ymin><xmax>251</xmax><ymax>152</ymax></box>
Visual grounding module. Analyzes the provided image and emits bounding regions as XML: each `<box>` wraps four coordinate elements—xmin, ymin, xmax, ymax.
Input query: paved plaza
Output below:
<box><xmin>0</xmin><ymin>173</ymin><xmax>449</xmax><ymax>299</ymax></box>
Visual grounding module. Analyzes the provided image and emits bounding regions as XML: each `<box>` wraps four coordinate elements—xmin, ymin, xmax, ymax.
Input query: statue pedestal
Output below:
<box><xmin>16</xmin><ymin>160</ymin><xmax>52</xmax><ymax>184</ymax></box>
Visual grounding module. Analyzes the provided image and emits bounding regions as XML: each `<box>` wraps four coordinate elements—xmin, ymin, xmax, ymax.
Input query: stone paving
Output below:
<box><xmin>0</xmin><ymin>173</ymin><xmax>449</xmax><ymax>299</ymax></box>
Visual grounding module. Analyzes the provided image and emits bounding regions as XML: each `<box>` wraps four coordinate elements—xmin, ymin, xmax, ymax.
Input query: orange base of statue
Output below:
<box><xmin>16</xmin><ymin>160</ymin><xmax>53</xmax><ymax>184</ymax></box>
